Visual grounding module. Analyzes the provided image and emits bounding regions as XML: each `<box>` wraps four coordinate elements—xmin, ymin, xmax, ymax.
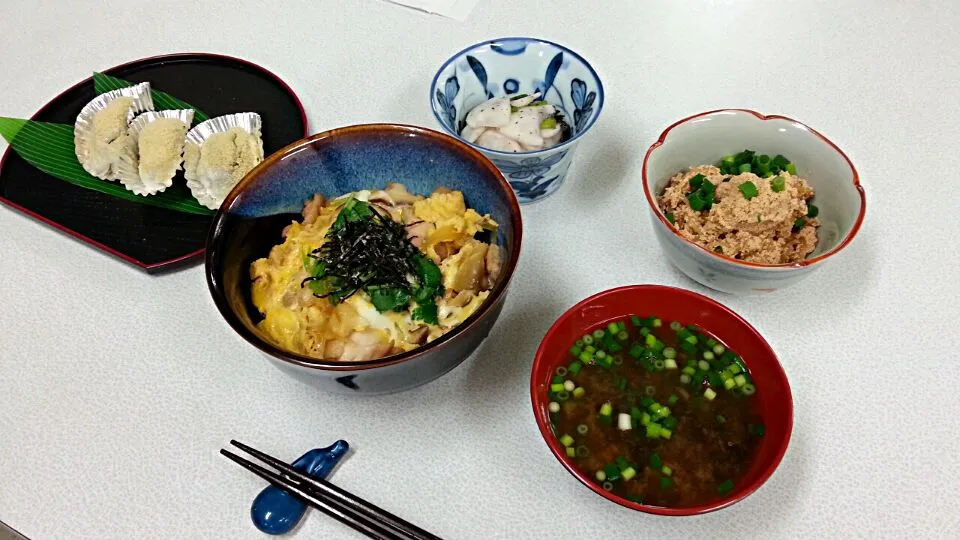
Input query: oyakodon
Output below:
<box><xmin>250</xmin><ymin>183</ymin><xmax>502</xmax><ymax>362</ymax></box>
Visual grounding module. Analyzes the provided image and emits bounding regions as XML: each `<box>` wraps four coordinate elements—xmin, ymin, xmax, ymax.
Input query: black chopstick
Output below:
<box><xmin>220</xmin><ymin>448</ymin><xmax>402</xmax><ymax>539</ymax></box>
<box><xmin>222</xmin><ymin>441</ymin><xmax>443</xmax><ymax>540</ymax></box>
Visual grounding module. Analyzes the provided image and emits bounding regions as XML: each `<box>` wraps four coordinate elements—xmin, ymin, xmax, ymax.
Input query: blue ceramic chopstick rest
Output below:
<box><xmin>250</xmin><ymin>440</ymin><xmax>350</xmax><ymax>535</ymax></box>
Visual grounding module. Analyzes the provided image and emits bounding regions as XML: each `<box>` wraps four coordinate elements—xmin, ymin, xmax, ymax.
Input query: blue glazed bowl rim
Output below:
<box><xmin>429</xmin><ymin>36</ymin><xmax>605</xmax><ymax>157</ymax></box>
<box><xmin>205</xmin><ymin>123</ymin><xmax>524</xmax><ymax>372</ymax></box>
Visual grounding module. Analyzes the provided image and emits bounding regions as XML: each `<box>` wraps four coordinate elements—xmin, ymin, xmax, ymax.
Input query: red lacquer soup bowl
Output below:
<box><xmin>530</xmin><ymin>284</ymin><xmax>793</xmax><ymax>515</ymax></box>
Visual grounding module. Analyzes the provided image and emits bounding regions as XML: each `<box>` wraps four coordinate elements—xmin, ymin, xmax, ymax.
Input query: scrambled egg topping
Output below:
<box><xmin>250</xmin><ymin>185</ymin><xmax>500</xmax><ymax>361</ymax></box>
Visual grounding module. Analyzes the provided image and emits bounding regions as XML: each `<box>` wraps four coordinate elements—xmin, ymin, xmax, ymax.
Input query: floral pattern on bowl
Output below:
<box><xmin>431</xmin><ymin>37</ymin><xmax>604</xmax><ymax>203</ymax></box>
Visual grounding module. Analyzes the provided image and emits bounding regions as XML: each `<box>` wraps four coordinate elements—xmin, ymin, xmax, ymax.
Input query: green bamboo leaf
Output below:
<box><xmin>0</xmin><ymin>117</ymin><xmax>214</xmax><ymax>215</ymax></box>
<box><xmin>92</xmin><ymin>72</ymin><xmax>210</xmax><ymax>123</ymax></box>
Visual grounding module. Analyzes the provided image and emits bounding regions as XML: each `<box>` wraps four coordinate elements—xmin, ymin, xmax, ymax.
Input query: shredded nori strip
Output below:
<box><xmin>302</xmin><ymin>198</ymin><xmax>443</xmax><ymax>319</ymax></box>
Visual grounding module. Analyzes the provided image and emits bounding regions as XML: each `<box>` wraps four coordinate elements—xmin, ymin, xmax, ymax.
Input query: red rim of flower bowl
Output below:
<box><xmin>530</xmin><ymin>284</ymin><xmax>793</xmax><ymax>515</ymax></box>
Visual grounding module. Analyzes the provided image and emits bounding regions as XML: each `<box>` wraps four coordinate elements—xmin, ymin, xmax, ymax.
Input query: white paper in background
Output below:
<box><xmin>382</xmin><ymin>0</ymin><xmax>480</xmax><ymax>21</ymax></box>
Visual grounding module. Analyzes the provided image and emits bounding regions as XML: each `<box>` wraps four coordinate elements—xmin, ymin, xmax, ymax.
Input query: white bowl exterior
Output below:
<box><xmin>645</xmin><ymin>110</ymin><xmax>863</xmax><ymax>294</ymax></box>
<box><xmin>431</xmin><ymin>38</ymin><xmax>603</xmax><ymax>203</ymax></box>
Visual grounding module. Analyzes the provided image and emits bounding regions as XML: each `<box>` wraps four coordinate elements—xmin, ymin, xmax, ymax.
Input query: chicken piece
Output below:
<box><xmin>406</xmin><ymin>220</ymin><xmax>430</xmax><ymax>248</ymax></box>
<box><xmin>499</xmin><ymin>108</ymin><xmax>544</xmax><ymax>148</ymax></box>
<box><xmin>385</xmin><ymin>182</ymin><xmax>423</xmax><ymax>204</ymax></box>
<box><xmin>446</xmin><ymin>290</ymin><xmax>475</xmax><ymax>308</ymax></box>
<box><xmin>475</xmin><ymin>129</ymin><xmax>523</xmax><ymax>152</ymax></box>
<box><xmin>483</xmin><ymin>243</ymin><xmax>502</xmax><ymax>289</ymax></box>
<box><xmin>406</xmin><ymin>325</ymin><xmax>430</xmax><ymax>345</ymax></box>
<box><xmin>465</xmin><ymin>97</ymin><xmax>511</xmax><ymax>128</ymax></box>
<box><xmin>301</xmin><ymin>194</ymin><xmax>326</xmax><ymax>225</ymax></box>
<box><xmin>461</xmin><ymin>125</ymin><xmax>486</xmax><ymax>143</ymax></box>
<box><xmin>339</xmin><ymin>330</ymin><xmax>391</xmax><ymax>362</ymax></box>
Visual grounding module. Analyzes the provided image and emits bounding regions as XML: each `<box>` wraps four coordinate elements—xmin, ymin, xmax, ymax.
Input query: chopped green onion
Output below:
<box><xmin>602</xmin><ymin>481</ymin><xmax>614</xmax><ymax>491</ymax></box>
<box><xmin>679</xmin><ymin>374</ymin><xmax>691</xmax><ymax>384</ymax></box>
<box><xmin>716</xmin><ymin>414</ymin><xmax>726</xmax><ymax>424</ymax></box>
<box><xmin>630</xmin><ymin>315</ymin><xmax>643</xmax><ymax>327</ymax></box>
<box><xmin>682</xmin><ymin>366</ymin><xmax>696</xmax><ymax>376</ymax></box>
<box><xmin>663</xmin><ymin>416</ymin><xmax>678</xmax><ymax>429</ymax></box>
<box><xmin>660</xmin><ymin>477</ymin><xmax>673</xmax><ymax>490</ymax></box>
<box><xmin>771</xmin><ymin>176</ymin><xmax>786</xmax><ymax>192</ymax></box>
<box><xmin>630</xmin><ymin>407</ymin><xmax>644</xmax><ymax>420</ymax></box>
<box><xmin>584</xmin><ymin>345</ymin><xmax>596</xmax><ymax>354</ymax></box>
<box><xmin>644</xmin><ymin>385</ymin><xmax>657</xmax><ymax>397</ymax></box>
<box><xmin>600</xmin><ymin>402</ymin><xmax>613</xmax><ymax>416</ymax></box>
<box><xmin>649</xmin><ymin>453</ymin><xmax>663</xmax><ymax>469</ymax></box>
<box><xmin>687</xmin><ymin>192</ymin><xmax>706</xmax><ymax>211</ymax></box>
<box><xmin>578</xmin><ymin>352</ymin><xmax>593</xmax><ymax>364</ymax></box>
<box><xmin>628</xmin><ymin>345</ymin><xmax>644</xmax><ymax>359</ymax></box>
<box><xmin>566</xmin><ymin>446</ymin><xmax>576</xmax><ymax>458</ymax></box>
<box><xmin>569</xmin><ymin>346</ymin><xmax>582</xmax><ymax>357</ymax></box>
<box><xmin>576</xmin><ymin>445</ymin><xmax>590</xmax><ymax>457</ymax></box>
<box><xmin>595</xmin><ymin>350</ymin><xmax>607</xmax><ymax>360</ymax></box>
<box><xmin>742</xmin><ymin>383</ymin><xmax>756</xmax><ymax>396</ymax></box>
<box><xmin>662</xmin><ymin>347</ymin><xmax>677</xmax><ymax>359</ymax></box>
<box><xmin>559</xmin><ymin>434</ymin><xmax>574</xmax><ymax>447</ymax></box>
<box><xmin>548</xmin><ymin>401</ymin><xmax>560</xmax><ymax>413</ymax></box>
<box><xmin>656</xmin><ymin>406</ymin><xmax>671</xmax><ymax>419</ymax></box>
<box><xmin>652</xmin><ymin>318</ymin><xmax>662</xmax><ymax>328</ymax></box>
<box><xmin>723</xmin><ymin>377</ymin><xmax>736</xmax><ymax>390</ymax></box>
<box><xmin>653</xmin><ymin>359</ymin><xmax>665</xmax><ymax>370</ymax></box>
<box><xmin>539</xmin><ymin>117</ymin><xmax>557</xmax><ymax>129</ymax></box>
<box><xmin>685</xmin><ymin>335</ymin><xmax>698</xmax><ymax>345</ymax></box>
<box><xmin>576</xmin><ymin>424</ymin><xmax>589</xmax><ymax>435</ymax></box>
<box><xmin>621</xmin><ymin>466</ymin><xmax>637</xmax><ymax>481</ymax></box>
<box><xmin>552</xmin><ymin>375</ymin><xmax>564</xmax><ymax>384</ymax></box>
<box><xmin>703</xmin><ymin>350</ymin><xmax>715</xmax><ymax>361</ymax></box>
<box><xmin>645</xmin><ymin>423</ymin><xmax>662</xmax><ymax>438</ymax></box>
<box><xmin>572</xmin><ymin>387</ymin><xmax>585</xmax><ymax>399</ymax></box>
<box><xmin>667</xmin><ymin>394</ymin><xmax>679</xmax><ymax>405</ymax></box>
<box><xmin>662</xmin><ymin>466</ymin><xmax>673</xmax><ymax>476</ymax></box>
<box><xmin>617</xmin><ymin>413</ymin><xmax>632</xmax><ymax>431</ymax></box>
<box><xmin>574</xmin><ymin>339</ymin><xmax>584</xmax><ymax>348</ymax></box>
<box><xmin>641</xmin><ymin>412</ymin><xmax>651</xmax><ymax>425</ymax></box>
<box><xmin>660</xmin><ymin>428</ymin><xmax>672</xmax><ymax>439</ymax></box>
<box><xmin>717</xmin><ymin>479</ymin><xmax>735</xmax><ymax>495</ymax></box>
<box><xmin>555</xmin><ymin>391</ymin><xmax>570</xmax><ymax>401</ymax></box>
<box><xmin>568</xmin><ymin>362</ymin><xmax>582</xmax><ymax>375</ymax></box>
<box><xmin>582</xmin><ymin>335</ymin><xmax>594</xmax><ymax>345</ymax></box>
<box><xmin>734</xmin><ymin>374</ymin><xmax>747</xmax><ymax>387</ymax></box>
<box><xmin>698</xmin><ymin>360</ymin><xmax>710</xmax><ymax>371</ymax></box>
<box><xmin>563</xmin><ymin>380</ymin><xmax>575</xmax><ymax>392</ymax></box>
<box><xmin>713</xmin><ymin>344</ymin><xmax>725</xmax><ymax>355</ymax></box>
<box><xmin>771</xmin><ymin>154</ymin><xmax>790</xmax><ymax>171</ymax></box>
<box><xmin>593</xmin><ymin>329</ymin><xmax>605</xmax><ymax>340</ymax></box>
<box><xmin>807</xmin><ymin>203</ymin><xmax>819</xmax><ymax>218</ymax></box>
<box><xmin>603</xmin><ymin>464</ymin><xmax>621</xmax><ymax>482</ymax></box>
<box><xmin>704</xmin><ymin>388</ymin><xmax>717</xmax><ymax>401</ymax></box>
<box><xmin>617</xmin><ymin>330</ymin><xmax>629</xmax><ymax>342</ymax></box>
<box><xmin>550</xmin><ymin>383</ymin><xmax>564</xmax><ymax>393</ymax></box>
<box><xmin>739</xmin><ymin>181</ymin><xmax>759</xmax><ymax>199</ymax></box>
<box><xmin>664</xmin><ymin>358</ymin><xmax>678</xmax><ymax>370</ymax></box>
<box><xmin>595</xmin><ymin>470</ymin><xmax>606</xmax><ymax>481</ymax></box>
<box><xmin>645</xmin><ymin>334</ymin><xmax>657</xmax><ymax>347</ymax></box>
<box><xmin>555</xmin><ymin>366</ymin><xmax>568</xmax><ymax>376</ymax></box>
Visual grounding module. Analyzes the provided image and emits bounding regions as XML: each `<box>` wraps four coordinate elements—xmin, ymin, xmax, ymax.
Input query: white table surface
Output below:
<box><xmin>2</xmin><ymin>1</ymin><xmax>959</xmax><ymax>538</ymax></box>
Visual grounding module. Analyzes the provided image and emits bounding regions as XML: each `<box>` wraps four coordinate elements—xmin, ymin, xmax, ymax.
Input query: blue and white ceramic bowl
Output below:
<box><xmin>430</xmin><ymin>37</ymin><xmax>604</xmax><ymax>204</ymax></box>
